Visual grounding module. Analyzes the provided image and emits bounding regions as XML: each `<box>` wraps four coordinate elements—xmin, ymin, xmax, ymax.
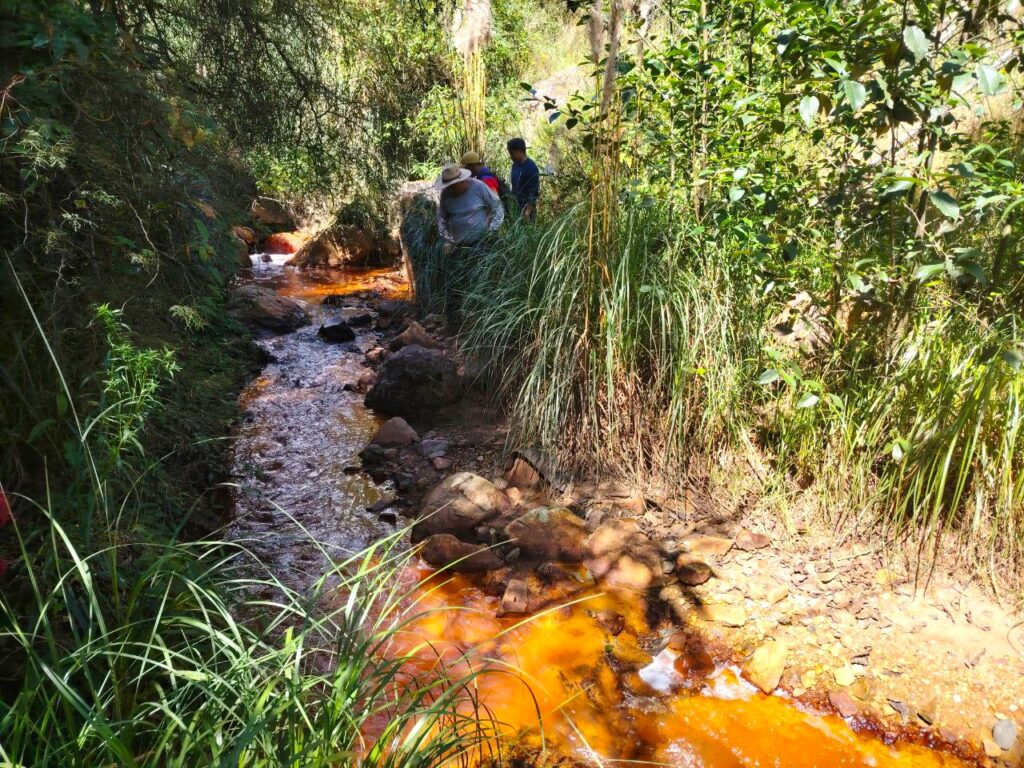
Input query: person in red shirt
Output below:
<box><xmin>459</xmin><ymin>151</ymin><xmax>506</xmax><ymax>199</ymax></box>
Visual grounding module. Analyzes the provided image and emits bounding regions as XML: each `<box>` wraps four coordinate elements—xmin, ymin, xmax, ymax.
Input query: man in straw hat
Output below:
<box><xmin>435</xmin><ymin>163</ymin><xmax>504</xmax><ymax>248</ymax></box>
<box><xmin>434</xmin><ymin>163</ymin><xmax>504</xmax><ymax>318</ymax></box>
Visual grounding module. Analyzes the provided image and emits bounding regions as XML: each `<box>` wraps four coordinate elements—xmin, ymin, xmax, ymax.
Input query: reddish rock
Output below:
<box><xmin>370</xmin><ymin>417</ymin><xmax>419</xmax><ymax>447</ymax></box>
<box><xmin>264</xmin><ymin>231</ymin><xmax>306</xmax><ymax>254</ymax></box>
<box><xmin>735</xmin><ymin>529</ymin><xmax>771</xmax><ymax>551</ymax></box>
<box><xmin>585</xmin><ymin>519</ymin><xmax>664</xmax><ymax>591</ymax></box>
<box><xmin>506</xmin><ymin>457</ymin><xmax>543</xmax><ymax>491</ymax></box>
<box><xmin>498</xmin><ymin>578</ymin><xmax>529</xmax><ymax>616</ymax></box>
<box><xmin>419</xmin><ymin>534</ymin><xmax>503</xmax><ymax>573</ymax></box>
<box><xmin>592</xmin><ymin>609</ymin><xmax>625</xmax><ymax>636</ymax></box>
<box><xmin>411</xmin><ymin>472</ymin><xmax>510</xmax><ymax>543</ymax></box>
<box><xmin>432</xmin><ymin>457</ymin><xmax>454</xmax><ymax>471</ymax></box>
<box><xmin>828</xmin><ymin>690</ymin><xmax>859</xmax><ymax>718</ymax></box>
<box><xmin>505</xmin><ymin>506</ymin><xmax>588</xmax><ymax>563</ymax></box>
<box><xmin>675</xmin><ymin>558</ymin><xmax>713</xmax><ymax>586</ymax></box>
<box><xmin>231</xmin><ymin>225</ymin><xmax>257</xmax><ymax>245</ymax></box>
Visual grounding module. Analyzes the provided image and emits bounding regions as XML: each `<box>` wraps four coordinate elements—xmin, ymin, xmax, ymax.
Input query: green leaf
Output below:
<box><xmin>757</xmin><ymin>369</ymin><xmax>781</xmax><ymax>385</ymax></box>
<box><xmin>914</xmin><ymin>262</ymin><xmax>946</xmax><ymax>281</ymax></box>
<box><xmin>844</xmin><ymin>80</ymin><xmax>867</xmax><ymax>112</ymax></box>
<box><xmin>929</xmin><ymin>190</ymin><xmax>960</xmax><ymax>220</ymax></box>
<box><xmin>975</xmin><ymin>63</ymin><xmax>1005</xmax><ymax>96</ymax></box>
<box><xmin>796</xmin><ymin>392</ymin><xmax>820</xmax><ymax>409</ymax></box>
<box><xmin>902</xmin><ymin>26</ymin><xmax>930</xmax><ymax>63</ymax></box>
<box><xmin>799</xmin><ymin>95</ymin><xmax>819</xmax><ymax>127</ymax></box>
<box><xmin>733</xmin><ymin>167</ymin><xmax>748</xmax><ymax>181</ymax></box>
<box><xmin>881</xmin><ymin>179</ymin><xmax>914</xmax><ymax>198</ymax></box>
<box><xmin>729</xmin><ymin>187</ymin><xmax>745</xmax><ymax>203</ymax></box>
<box><xmin>1001</xmin><ymin>349</ymin><xmax>1023</xmax><ymax>372</ymax></box>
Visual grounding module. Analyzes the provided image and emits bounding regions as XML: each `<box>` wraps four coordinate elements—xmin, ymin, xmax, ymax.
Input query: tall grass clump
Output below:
<box><xmin>459</xmin><ymin>204</ymin><xmax>763</xmax><ymax>488</ymax></box>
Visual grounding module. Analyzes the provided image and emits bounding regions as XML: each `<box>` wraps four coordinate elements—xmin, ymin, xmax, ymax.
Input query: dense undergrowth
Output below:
<box><xmin>404</xmin><ymin>1</ymin><xmax>1024</xmax><ymax>590</ymax></box>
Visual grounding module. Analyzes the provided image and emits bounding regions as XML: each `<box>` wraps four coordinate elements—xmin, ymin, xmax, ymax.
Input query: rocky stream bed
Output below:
<box><xmin>228</xmin><ymin>252</ymin><xmax>1023</xmax><ymax>767</ymax></box>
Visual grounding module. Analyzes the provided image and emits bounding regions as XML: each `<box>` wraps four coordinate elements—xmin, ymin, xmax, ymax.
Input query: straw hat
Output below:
<box><xmin>460</xmin><ymin>150</ymin><xmax>482</xmax><ymax>166</ymax></box>
<box><xmin>434</xmin><ymin>164</ymin><xmax>472</xmax><ymax>190</ymax></box>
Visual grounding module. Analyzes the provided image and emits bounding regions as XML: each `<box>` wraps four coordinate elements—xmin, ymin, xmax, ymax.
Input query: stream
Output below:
<box><xmin>230</xmin><ymin>255</ymin><xmax>972</xmax><ymax>767</ymax></box>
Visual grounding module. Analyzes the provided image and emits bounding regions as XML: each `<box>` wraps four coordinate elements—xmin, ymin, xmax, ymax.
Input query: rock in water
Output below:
<box><xmin>829</xmin><ymin>690</ymin><xmax>859</xmax><ymax>718</ymax></box>
<box><xmin>498</xmin><ymin>578</ymin><xmax>529</xmax><ymax>616</ymax></box>
<box><xmin>390</xmin><ymin>320</ymin><xmax>442</xmax><ymax>351</ymax></box>
<box><xmin>370</xmin><ymin>417</ymin><xmax>419</xmax><ymax>447</ymax></box>
<box><xmin>744</xmin><ymin>640</ymin><xmax>788</xmax><ymax>693</ymax></box>
<box><xmin>419</xmin><ymin>534</ymin><xmax>503</xmax><ymax>573</ymax></box>
<box><xmin>364</xmin><ymin>345</ymin><xmax>462</xmax><ymax>418</ymax></box>
<box><xmin>318</xmin><ymin>318</ymin><xmax>356</xmax><ymax>343</ymax></box>
<box><xmin>993</xmin><ymin>718</ymin><xmax>1017</xmax><ymax>750</ymax></box>
<box><xmin>504</xmin><ymin>507</ymin><xmax>588</xmax><ymax>564</ymax></box>
<box><xmin>232</xmin><ymin>285</ymin><xmax>310</xmax><ymax>332</ymax></box>
<box><xmin>412</xmin><ymin>472</ymin><xmax>510</xmax><ymax>543</ymax></box>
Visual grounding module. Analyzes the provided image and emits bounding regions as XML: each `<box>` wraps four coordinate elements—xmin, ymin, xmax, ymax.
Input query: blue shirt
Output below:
<box><xmin>510</xmin><ymin>157</ymin><xmax>539</xmax><ymax>209</ymax></box>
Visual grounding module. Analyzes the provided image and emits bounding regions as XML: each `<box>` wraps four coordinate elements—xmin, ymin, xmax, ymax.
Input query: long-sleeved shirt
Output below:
<box><xmin>437</xmin><ymin>179</ymin><xmax>504</xmax><ymax>244</ymax></box>
<box><xmin>510</xmin><ymin>157</ymin><xmax>540</xmax><ymax>209</ymax></box>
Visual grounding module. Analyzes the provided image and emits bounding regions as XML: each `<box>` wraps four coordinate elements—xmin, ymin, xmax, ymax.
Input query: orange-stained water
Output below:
<box><xmin>393</xmin><ymin>567</ymin><xmax>972</xmax><ymax>767</ymax></box>
<box><xmin>232</xmin><ymin>259</ymin><xmax>972</xmax><ymax>767</ymax></box>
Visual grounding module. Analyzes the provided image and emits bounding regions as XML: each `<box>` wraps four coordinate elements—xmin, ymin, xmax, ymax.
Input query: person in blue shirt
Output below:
<box><xmin>507</xmin><ymin>137</ymin><xmax>539</xmax><ymax>221</ymax></box>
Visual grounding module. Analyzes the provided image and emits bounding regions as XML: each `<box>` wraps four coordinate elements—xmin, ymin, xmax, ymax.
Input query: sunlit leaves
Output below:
<box><xmin>902</xmin><ymin>26</ymin><xmax>930</xmax><ymax>63</ymax></box>
<box><xmin>929</xmin><ymin>190</ymin><xmax>960</xmax><ymax>220</ymax></box>
<box><xmin>843</xmin><ymin>80</ymin><xmax>867</xmax><ymax>112</ymax></box>
<box><xmin>799</xmin><ymin>95</ymin><xmax>819</xmax><ymax>127</ymax></box>
<box><xmin>975</xmin><ymin>64</ymin><xmax>1005</xmax><ymax>96</ymax></box>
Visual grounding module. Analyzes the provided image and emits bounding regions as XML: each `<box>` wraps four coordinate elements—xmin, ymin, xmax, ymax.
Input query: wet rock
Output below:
<box><xmin>993</xmin><ymin>718</ymin><xmax>1017</xmax><ymax>750</ymax></box>
<box><xmin>390</xmin><ymin>321</ymin><xmax>442</xmax><ymax>351</ymax></box>
<box><xmin>370</xmin><ymin>416</ymin><xmax>419</xmax><ymax>447</ymax></box>
<box><xmin>317</xmin><ymin>318</ymin><xmax>356</xmax><ymax>343</ymax></box>
<box><xmin>745</xmin><ymin>639</ymin><xmax>789</xmax><ymax>693</ymax></box>
<box><xmin>498</xmin><ymin>578</ymin><xmax>529</xmax><ymax>616</ymax></box>
<box><xmin>232</xmin><ymin>225</ymin><xmax>256</xmax><ymax>245</ymax></box>
<box><xmin>420</xmin><ymin>534</ymin><xmax>504</xmax><ymax>573</ymax></box>
<box><xmin>735</xmin><ymin>529</ymin><xmax>771</xmax><ymax>551</ymax></box>
<box><xmin>682</xmin><ymin>534</ymin><xmax>734</xmax><ymax>557</ymax></box>
<box><xmin>366</xmin><ymin>347</ymin><xmax>388</xmax><ymax>364</ymax></box>
<box><xmin>505</xmin><ymin>506</ymin><xmax>588</xmax><ymax>564</ymax></box>
<box><xmin>230</xmin><ymin>233</ymin><xmax>250</xmax><ymax>268</ymax></box>
<box><xmin>232</xmin><ymin>285</ymin><xmax>310</xmax><ymax>332</ymax></box>
<box><xmin>828</xmin><ymin>690</ymin><xmax>859</xmax><ymax>718</ymax></box>
<box><xmin>411</xmin><ymin>472</ymin><xmax>509</xmax><ymax>543</ymax></box>
<box><xmin>586</xmin><ymin>519</ymin><xmax>664</xmax><ymax>591</ymax></box>
<box><xmin>364</xmin><ymin>345</ymin><xmax>462</xmax><ymax>418</ymax></box>
<box><xmin>697</xmin><ymin>604</ymin><xmax>747</xmax><ymax>627</ymax></box>
<box><xmin>358</xmin><ymin>443</ymin><xmax>389</xmax><ymax>466</ymax></box>
<box><xmin>289</xmin><ymin>225</ymin><xmax>400</xmax><ymax>269</ymax></box>
<box><xmin>346</xmin><ymin>312</ymin><xmax>374</xmax><ymax>327</ymax></box>
<box><xmin>356</xmin><ymin>371</ymin><xmax>377</xmax><ymax>390</ymax></box>
<box><xmin>264</xmin><ymin>231</ymin><xmax>306</xmax><ymax>254</ymax></box>
<box><xmin>675</xmin><ymin>558</ymin><xmax>713</xmax><ymax>586</ymax></box>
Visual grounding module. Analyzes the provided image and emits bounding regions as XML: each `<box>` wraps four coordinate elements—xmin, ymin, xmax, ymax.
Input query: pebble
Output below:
<box><xmin>993</xmin><ymin>718</ymin><xmax>1017</xmax><ymax>750</ymax></box>
<box><xmin>833</xmin><ymin>666</ymin><xmax>856</xmax><ymax>687</ymax></box>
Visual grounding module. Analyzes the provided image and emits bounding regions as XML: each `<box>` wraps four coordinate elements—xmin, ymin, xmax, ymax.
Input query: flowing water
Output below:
<box><xmin>231</xmin><ymin>257</ymin><xmax>973</xmax><ymax>767</ymax></box>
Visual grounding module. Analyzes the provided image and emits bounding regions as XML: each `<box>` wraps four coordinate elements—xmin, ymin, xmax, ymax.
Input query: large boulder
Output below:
<box><xmin>229</xmin><ymin>233</ymin><xmax>251</xmax><ymax>269</ymax></box>
<box><xmin>251</xmin><ymin>196</ymin><xmax>294</xmax><ymax>227</ymax></box>
<box><xmin>317</xmin><ymin>318</ymin><xmax>356</xmax><ymax>343</ymax></box>
<box><xmin>420</xmin><ymin>534</ymin><xmax>503</xmax><ymax>573</ymax></box>
<box><xmin>364</xmin><ymin>345</ymin><xmax>461</xmax><ymax>418</ymax></box>
<box><xmin>504</xmin><ymin>507</ymin><xmax>588</xmax><ymax>564</ymax></box>
<box><xmin>289</xmin><ymin>225</ymin><xmax>401</xmax><ymax>269</ymax></box>
<box><xmin>370</xmin><ymin>417</ymin><xmax>419</xmax><ymax>447</ymax></box>
<box><xmin>264</xmin><ymin>231</ymin><xmax>306</xmax><ymax>254</ymax></box>
<box><xmin>232</xmin><ymin>285</ymin><xmax>309</xmax><ymax>332</ymax></box>
<box><xmin>585</xmin><ymin>518</ymin><xmax>664</xmax><ymax>591</ymax></box>
<box><xmin>412</xmin><ymin>472</ymin><xmax>510</xmax><ymax>543</ymax></box>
